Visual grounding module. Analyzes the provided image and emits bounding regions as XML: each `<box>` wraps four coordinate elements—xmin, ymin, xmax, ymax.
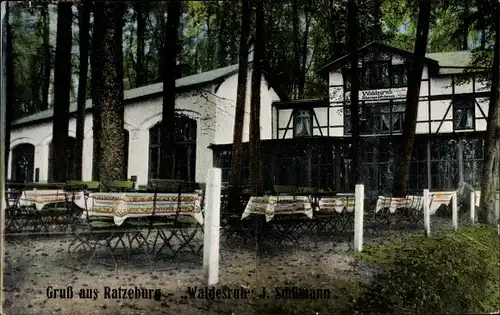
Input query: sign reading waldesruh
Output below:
<box><xmin>345</xmin><ymin>87</ymin><xmax>407</xmax><ymax>101</ymax></box>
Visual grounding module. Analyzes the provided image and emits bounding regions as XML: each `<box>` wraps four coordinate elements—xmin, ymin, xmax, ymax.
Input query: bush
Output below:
<box><xmin>354</xmin><ymin>225</ymin><xmax>500</xmax><ymax>314</ymax></box>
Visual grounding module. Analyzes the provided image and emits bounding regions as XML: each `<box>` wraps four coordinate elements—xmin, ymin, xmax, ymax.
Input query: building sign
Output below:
<box><xmin>345</xmin><ymin>87</ymin><xmax>407</xmax><ymax>101</ymax></box>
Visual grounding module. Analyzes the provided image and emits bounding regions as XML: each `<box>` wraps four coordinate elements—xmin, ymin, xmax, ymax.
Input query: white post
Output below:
<box><xmin>452</xmin><ymin>191</ymin><xmax>458</xmax><ymax>231</ymax></box>
<box><xmin>203</xmin><ymin>168</ymin><xmax>221</xmax><ymax>286</ymax></box>
<box><xmin>423</xmin><ymin>189</ymin><xmax>431</xmax><ymax>236</ymax></box>
<box><xmin>354</xmin><ymin>184</ymin><xmax>364</xmax><ymax>252</ymax></box>
<box><xmin>469</xmin><ymin>191</ymin><xmax>475</xmax><ymax>224</ymax></box>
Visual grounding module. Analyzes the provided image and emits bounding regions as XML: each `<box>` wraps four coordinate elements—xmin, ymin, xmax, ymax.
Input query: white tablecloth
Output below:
<box><xmin>19</xmin><ymin>189</ymin><xmax>86</xmax><ymax>210</ymax></box>
<box><xmin>86</xmin><ymin>192</ymin><xmax>203</xmax><ymax>226</ymax></box>
<box><xmin>241</xmin><ymin>196</ymin><xmax>313</xmax><ymax>222</ymax></box>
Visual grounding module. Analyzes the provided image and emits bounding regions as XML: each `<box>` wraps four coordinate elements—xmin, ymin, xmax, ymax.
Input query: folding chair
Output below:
<box><xmin>67</xmin><ymin>181</ymin><xmax>119</xmax><ymax>270</ymax></box>
<box><xmin>148</xmin><ymin>179</ymin><xmax>202</xmax><ymax>259</ymax></box>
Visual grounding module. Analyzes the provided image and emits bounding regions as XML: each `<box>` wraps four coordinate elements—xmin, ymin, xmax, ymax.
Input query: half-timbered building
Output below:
<box><xmin>212</xmin><ymin>42</ymin><xmax>491</xmax><ymax>194</ymax></box>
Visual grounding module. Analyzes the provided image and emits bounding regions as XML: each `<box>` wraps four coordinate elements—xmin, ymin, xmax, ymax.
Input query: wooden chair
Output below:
<box><xmin>101</xmin><ymin>180</ymin><xmax>135</xmax><ymax>192</ymax></box>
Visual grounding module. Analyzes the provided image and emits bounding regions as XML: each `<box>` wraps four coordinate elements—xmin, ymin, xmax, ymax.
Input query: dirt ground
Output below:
<box><xmin>3</xmin><ymin>215</ymin><xmax>460</xmax><ymax>315</ymax></box>
<box><xmin>2</xmin><ymin>229</ymin><xmax>384</xmax><ymax>315</ymax></box>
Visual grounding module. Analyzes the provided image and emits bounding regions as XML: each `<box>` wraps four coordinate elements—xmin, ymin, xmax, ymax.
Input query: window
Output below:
<box><xmin>148</xmin><ymin>115</ymin><xmax>197</xmax><ymax>181</ymax></box>
<box><xmin>293</xmin><ymin>108</ymin><xmax>313</xmax><ymax>137</ymax></box>
<box><xmin>409</xmin><ymin>141</ymin><xmax>427</xmax><ymax>191</ymax></box>
<box><xmin>453</xmin><ymin>96</ymin><xmax>475</xmax><ymax>130</ymax></box>
<box><xmin>11</xmin><ymin>143</ymin><xmax>35</xmax><ymax>182</ymax></box>
<box><xmin>362</xmin><ymin>62</ymin><xmax>390</xmax><ymax>89</ymax></box>
<box><xmin>343</xmin><ymin>105</ymin><xmax>362</xmax><ymax>134</ymax></box>
<box><xmin>463</xmin><ymin>138</ymin><xmax>483</xmax><ymax>188</ymax></box>
<box><xmin>430</xmin><ymin>139</ymin><xmax>458</xmax><ymax>190</ymax></box>
<box><xmin>345</xmin><ymin>101</ymin><xmax>405</xmax><ymax>135</ymax></box>
<box><xmin>390</xmin><ymin>64</ymin><xmax>409</xmax><ymax>87</ymax></box>
<box><xmin>343</xmin><ymin>62</ymin><xmax>409</xmax><ymax>91</ymax></box>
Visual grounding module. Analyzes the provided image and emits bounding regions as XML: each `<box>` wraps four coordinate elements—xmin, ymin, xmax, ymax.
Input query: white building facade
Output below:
<box><xmin>8</xmin><ymin>63</ymin><xmax>283</xmax><ymax>186</ymax></box>
<box><xmin>213</xmin><ymin>42</ymin><xmax>492</xmax><ymax>193</ymax></box>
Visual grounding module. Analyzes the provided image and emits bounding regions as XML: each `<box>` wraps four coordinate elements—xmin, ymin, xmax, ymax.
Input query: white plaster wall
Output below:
<box><xmin>10</xmin><ymin>73</ymin><xmax>282</xmax><ymax>186</ymax></box>
<box><xmin>315</xmin><ymin>107</ymin><xmax>328</xmax><ymax>126</ymax></box>
<box><xmin>475</xmin><ymin>97</ymin><xmax>489</xmax><ymax>131</ymax></box>
<box><xmin>9</xmin><ymin>89</ymin><xmax>216</xmax><ymax>185</ymax></box>
<box><xmin>429</xmin><ymin>76</ymin><xmax>452</xmax><ymax>95</ymax></box>
<box><xmin>329</xmin><ymin>71</ymin><xmax>343</xmax><ymax>86</ymax></box>
<box><xmin>278</xmin><ymin>109</ymin><xmax>293</xmax><ymax>130</ymax></box>
<box><xmin>213</xmin><ymin>71</ymin><xmax>280</xmax><ymax>144</ymax></box>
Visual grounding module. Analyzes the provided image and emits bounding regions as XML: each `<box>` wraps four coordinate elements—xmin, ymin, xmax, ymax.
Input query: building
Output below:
<box><xmin>8</xmin><ymin>63</ymin><xmax>285</xmax><ymax>186</ymax></box>
<box><xmin>212</xmin><ymin>42</ymin><xmax>492</xmax><ymax>194</ymax></box>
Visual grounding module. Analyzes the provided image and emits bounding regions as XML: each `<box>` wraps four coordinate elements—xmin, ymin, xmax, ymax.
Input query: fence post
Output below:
<box><xmin>354</xmin><ymin>184</ymin><xmax>364</xmax><ymax>252</ymax></box>
<box><xmin>203</xmin><ymin>168</ymin><xmax>221</xmax><ymax>285</ymax></box>
<box><xmin>452</xmin><ymin>191</ymin><xmax>458</xmax><ymax>231</ymax></box>
<box><xmin>423</xmin><ymin>189</ymin><xmax>431</xmax><ymax>236</ymax></box>
<box><xmin>469</xmin><ymin>191</ymin><xmax>475</xmax><ymax>224</ymax></box>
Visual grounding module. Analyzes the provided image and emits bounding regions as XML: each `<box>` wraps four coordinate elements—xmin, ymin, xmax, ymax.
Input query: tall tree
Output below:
<box><xmin>478</xmin><ymin>0</ymin><xmax>500</xmax><ymax>225</ymax></box>
<box><xmin>135</xmin><ymin>2</ymin><xmax>147</xmax><ymax>87</ymax></box>
<box><xmin>93</xmin><ymin>2</ymin><xmax>126</xmax><ymax>181</ymax></box>
<box><xmin>392</xmin><ymin>0</ymin><xmax>431</xmax><ymax>197</ymax></box>
<box><xmin>91</xmin><ymin>3</ymin><xmax>102</xmax><ymax>181</ymax></box>
<box><xmin>291</xmin><ymin>0</ymin><xmax>300</xmax><ymax>99</ymax></box>
<box><xmin>75</xmin><ymin>2</ymin><xmax>90</xmax><ymax>180</ymax></box>
<box><xmin>4</xmin><ymin>2</ymin><xmax>13</xmax><ymax>180</ymax></box>
<box><xmin>41</xmin><ymin>3</ymin><xmax>50</xmax><ymax>111</ymax></box>
<box><xmin>298</xmin><ymin>0</ymin><xmax>311</xmax><ymax>99</ymax></box>
<box><xmin>159</xmin><ymin>0</ymin><xmax>181</xmax><ymax>179</ymax></box>
<box><xmin>249</xmin><ymin>0</ymin><xmax>265</xmax><ymax>195</ymax></box>
<box><xmin>230</xmin><ymin>0</ymin><xmax>252</xmax><ymax>189</ymax></box>
<box><xmin>50</xmin><ymin>2</ymin><xmax>73</xmax><ymax>182</ymax></box>
<box><xmin>347</xmin><ymin>0</ymin><xmax>362</xmax><ymax>185</ymax></box>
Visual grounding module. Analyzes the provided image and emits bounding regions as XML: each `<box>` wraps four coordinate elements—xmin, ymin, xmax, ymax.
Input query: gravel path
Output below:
<box><xmin>3</xmin><ymin>216</ymin><xmax>458</xmax><ymax>315</ymax></box>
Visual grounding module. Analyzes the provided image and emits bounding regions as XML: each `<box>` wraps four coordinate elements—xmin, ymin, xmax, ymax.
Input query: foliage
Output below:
<box><xmin>8</xmin><ymin>0</ymin><xmax>498</xmax><ymax>119</ymax></box>
<box><xmin>353</xmin><ymin>225</ymin><xmax>500</xmax><ymax>314</ymax></box>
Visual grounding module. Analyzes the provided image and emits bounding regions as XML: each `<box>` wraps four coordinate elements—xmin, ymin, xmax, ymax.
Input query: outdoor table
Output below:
<box><xmin>86</xmin><ymin>192</ymin><xmax>203</xmax><ymax>226</ymax></box>
<box><xmin>20</xmin><ymin>189</ymin><xmax>86</xmax><ymax>210</ymax></box>
<box><xmin>314</xmin><ymin>193</ymin><xmax>355</xmax><ymax>213</ymax></box>
<box><xmin>241</xmin><ymin>195</ymin><xmax>313</xmax><ymax>222</ymax></box>
<box><xmin>473</xmin><ymin>191</ymin><xmax>500</xmax><ymax>216</ymax></box>
<box><xmin>429</xmin><ymin>191</ymin><xmax>455</xmax><ymax>214</ymax></box>
<box><xmin>374</xmin><ymin>196</ymin><xmax>424</xmax><ymax>213</ymax></box>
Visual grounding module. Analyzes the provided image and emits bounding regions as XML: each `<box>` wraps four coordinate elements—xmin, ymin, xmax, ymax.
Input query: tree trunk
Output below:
<box><xmin>92</xmin><ymin>2</ymin><xmax>126</xmax><ymax>181</ymax></box>
<box><xmin>373</xmin><ymin>0</ymin><xmax>383</xmax><ymax>42</ymax></box>
<box><xmin>478</xmin><ymin>1</ymin><xmax>500</xmax><ymax>225</ymax></box>
<box><xmin>51</xmin><ymin>3</ymin><xmax>73</xmax><ymax>182</ymax></box>
<box><xmin>347</xmin><ymin>0</ymin><xmax>362</xmax><ymax>185</ymax></box>
<box><xmin>5</xmin><ymin>3</ymin><xmax>13</xmax><ymax>181</ymax></box>
<box><xmin>462</xmin><ymin>5</ymin><xmax>469</xmax><ymax>50</ymax></box>
<box><xmin>291</xmin><ymin>0</ymin><xmax>300</xmax><ymax>99</ymax></box>
<box><xmin>298</xmin><ymin>10</ymin><xmax>310</xmax><ymax>99</ymax></box>
<box><xmin>230</xmin><ymin>0</ymin><xmax>251</xmax><ymax>188</ymax></box>
<box><xmin>75</xmin><ymin>2</ymin><xmax>90</xmax><ymax>181</ymax></box>
<box><xmin>91</xmin><ymin>3</ymin><xmax>102</xmax><ymax>181</ymax></box>
<box><xmin>392</xmin><ymin>0</ymin><xmax>431</xmax><ymax>197</ymax></box>
<box><xmin>249</xmin><ymin>0</ymin><xmax>265</xmax><ymax>195</ymax></box>
<box><xmin>135</xmin><ymin>2</ymin><xmax>146</xmax><ymax>87</ymax></box>
<box><xmin>159</xmin><ymin>0</ymin><xmax>181</xmax><ymax>179</ymax></box>
<box><xmin>216</xmin><ymin>5</ymin><xmax>227</xmax><ymax>68</ymax></box>
<box><xmin>41</xmin><ymin>3</ymin><xmax>50</xmax><ymax>111</ymax></box>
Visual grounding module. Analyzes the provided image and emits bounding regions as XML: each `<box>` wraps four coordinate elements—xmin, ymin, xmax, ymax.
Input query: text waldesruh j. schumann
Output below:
<box><xmin>46</xmin><ymin>285</ymin><xmax>333</xmax><ymax>300</ymax></box>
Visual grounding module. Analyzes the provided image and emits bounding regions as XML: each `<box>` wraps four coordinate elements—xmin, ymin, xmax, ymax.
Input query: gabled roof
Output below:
<box><xmin>316</xmin><ymin>42</ymin><xmax>439</xmax><ymax>73</ymax></box>
<box><xmin>13</xmin><ymin>61</ymin><xmax>287</xmax><ymax>127</ymax></box>
<box><xmin>316</xmin><ymin>41</ymin><xmax>489</xmax><ymax>76</ymax></box>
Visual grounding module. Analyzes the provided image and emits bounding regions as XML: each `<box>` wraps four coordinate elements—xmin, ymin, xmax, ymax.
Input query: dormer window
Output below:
<box><xmin>390</xmin><ymin>64</ymin><xmax>409</xmax><ymax>87</ymax></box>
<box><xmin>363</xmin><ymin>62</ymin><xmax>390</xmax><ymax>89</ymax></box>
<box><xmin>453</xmin><ymin>96</ymin><xmax>475</xmax><ymax>130</ymax></box>
<box><xmin>342</xmin><ymin>62</ymin><xmax>408</xmax><ymax>90</ymax></box>
<box><xmin>293</xmin><ymin>108</ymin><xmax>314</xmax><ymax>137</ymax></box>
